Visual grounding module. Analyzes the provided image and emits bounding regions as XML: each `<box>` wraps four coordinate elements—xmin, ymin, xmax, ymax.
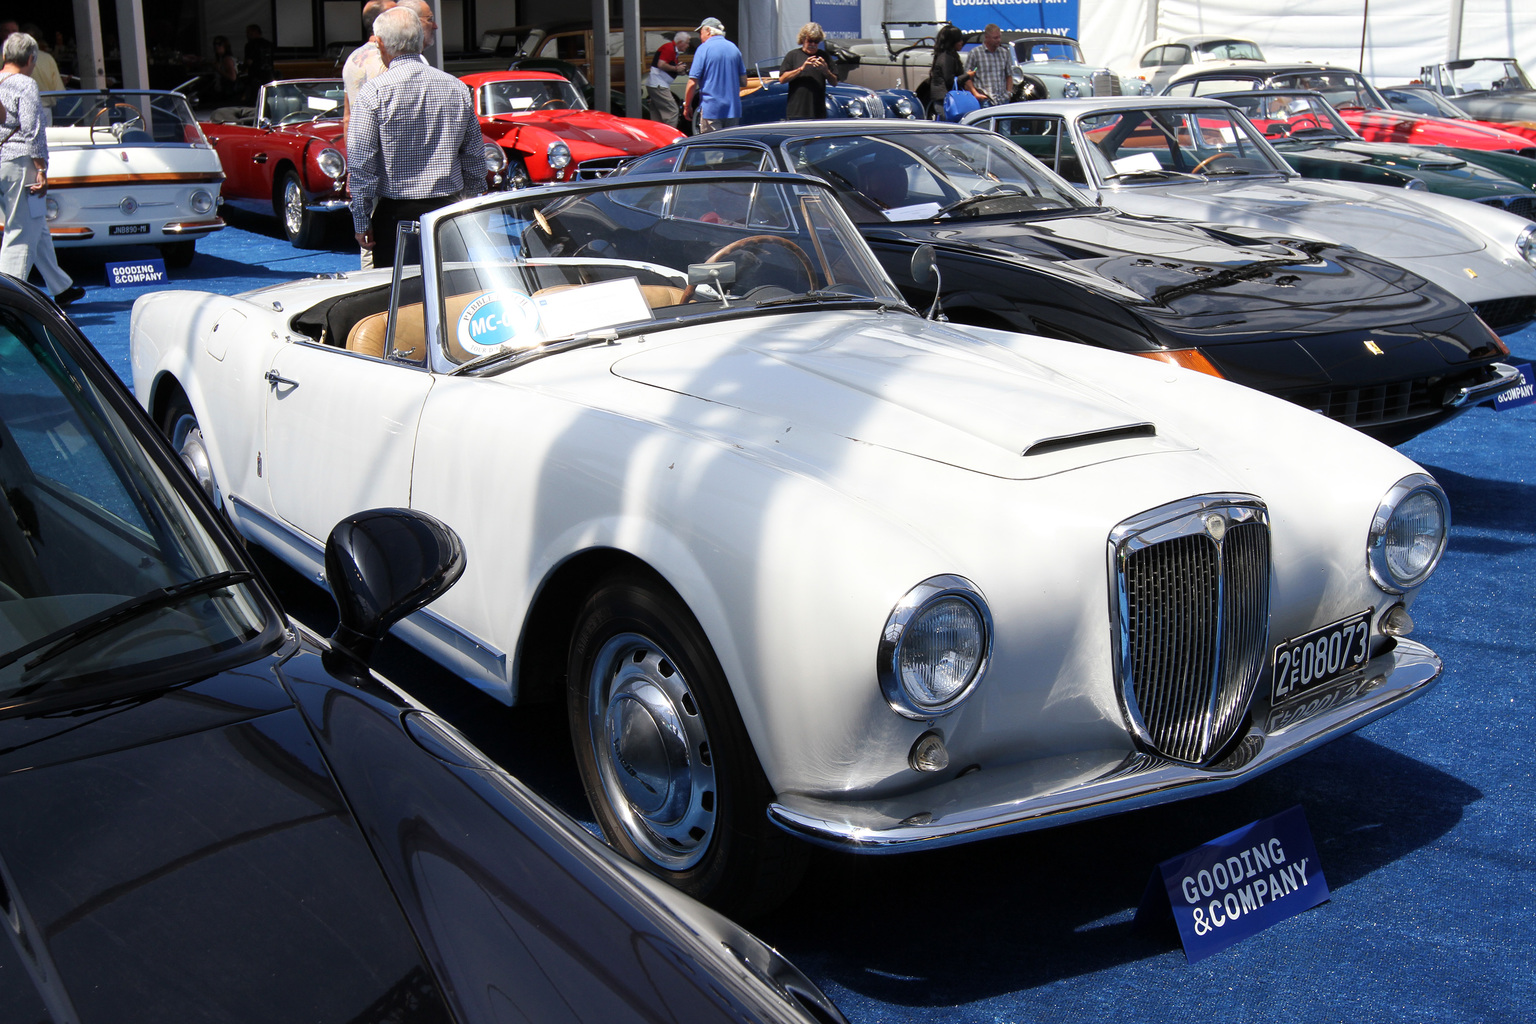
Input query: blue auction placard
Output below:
<box><xmin>811</xmin><ymin>0</ymin><xmax>861</xmax><ymax>40</ymax></box>
<box><xmin>105</xmin><ymin>258</ymin><xmax>168</xmax><ymax>287</ymax></box>
<box><xmin>947</xmin><ymin>0</ymin><xmax>1079</xmax><ymax>38</ymax></box>
<box><xmin>1491</xmin><ymin>361</ymin><xmax>1534</xmax><ymax>410</ymax></box>
<box><xmin>1139</xmin><ymin>805</ymin><xmax>1329</xmax><ymax>963</ymax></box>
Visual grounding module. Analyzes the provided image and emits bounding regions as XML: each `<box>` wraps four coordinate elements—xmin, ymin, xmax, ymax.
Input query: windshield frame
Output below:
<box><xmin>477</xmin><ymin>76</ymin><xmax>587</xmax><ymax>115</ymax></box>
<box><xmin>43</xmin><ymin>89</ymin><xmax>211</xmax><ymax>147</ymax></box>
<box><xmin>1064</xmin><ymin>104</ymin><xmax>1296</xmax><ymax>188</ymax></box>
<box><xmin>256</xmin><ymin>79</ymin><xmax>346</xmax><ymax>126</ymax></box>
<box><xmin>420</xmin><ymin>171</ymin><xmax>910</xmax><ymax>372</ymax></box>
<box><xmin>1210</xmin><ymin>90</ymin><xmax>1364</xmax><ymax>143</ymax></box>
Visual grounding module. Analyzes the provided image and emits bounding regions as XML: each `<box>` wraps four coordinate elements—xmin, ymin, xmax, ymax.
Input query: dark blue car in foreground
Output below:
<box><xmin>0</xmin><ymin>277</ymin><xmax>842</xmax><ymax>1024</ymax></box>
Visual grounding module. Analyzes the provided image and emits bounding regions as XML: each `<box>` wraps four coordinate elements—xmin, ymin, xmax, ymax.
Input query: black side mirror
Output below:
<box><xmin>325</xmin><ymin>508</ymin><xmax>466</xmax><ymax>665</ymax></box>
<box><xmin>910</xmin><ymin>243</ymin><xmax>944</xmax><ymax>320</ymax></box>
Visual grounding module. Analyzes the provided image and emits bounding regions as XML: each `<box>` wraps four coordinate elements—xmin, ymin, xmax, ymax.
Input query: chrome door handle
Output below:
<box><xmin>254</xmin><ymin>152</ymin><xmax>268</xmax><ymax>163</ymax></box>
<box><xmin>264</xmin><ymin>370</ymin><xmax>299</xmax><ymax>389</ymax></box>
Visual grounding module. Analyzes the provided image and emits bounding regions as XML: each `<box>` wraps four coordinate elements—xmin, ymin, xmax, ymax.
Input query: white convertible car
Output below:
<box><xmin>130</xmin><ymin>173</ymin><xmax>1449</xmax><ymax>915</ymax></box>
<box><xmin>964</xmin><ymin>97</ymin><xmax>1536</xmax><ymax>336</ymax></box>
<box><xmin>43</xmin><ymin>90</ymin><xmax>225</xmax><ymax>267</ymax></box>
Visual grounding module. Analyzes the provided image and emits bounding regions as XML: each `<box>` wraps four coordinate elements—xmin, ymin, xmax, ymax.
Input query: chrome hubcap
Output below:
<box><xmin>589</xmin><ymin>632</ymin><xmax>716</xmax><ymax>869</ymax></box>
<box><xmin>170</xmin><ymin>412</ymin><xmax>218</xmax><ymax>507</ymax></box>
<box><xmin>283</xmin><ymin>179</ymin><xmax>304</xmax><ymax>238</ymax></box>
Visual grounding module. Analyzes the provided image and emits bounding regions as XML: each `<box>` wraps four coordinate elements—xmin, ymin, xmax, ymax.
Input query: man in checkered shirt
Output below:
<box><xmin>347</xmin><ymin>4</ymin><xmax>485</xmax><ymax>267</ymax></box>
<box><xmin>963</xmin><ymin>24</ymin><xmax>1013</xmax><ymax>105</ymax></box>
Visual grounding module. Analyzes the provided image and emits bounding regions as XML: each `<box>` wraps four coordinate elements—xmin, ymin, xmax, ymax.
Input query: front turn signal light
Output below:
<box><xmin>1136</xmin><ymin>348</ymin><xmax>1225</xmax><ymax>379</ymax></box>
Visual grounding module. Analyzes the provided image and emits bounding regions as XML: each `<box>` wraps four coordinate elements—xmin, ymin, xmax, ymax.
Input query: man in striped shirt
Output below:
<box><xmin>963</xmin><ymin>24</ymin><xmax>1013</xmax><ymax>105</ymax></box>
<box><xmin>347</xmin><ymin>4</ymin><xmax>485</xmax><ymax>267</ymax></box>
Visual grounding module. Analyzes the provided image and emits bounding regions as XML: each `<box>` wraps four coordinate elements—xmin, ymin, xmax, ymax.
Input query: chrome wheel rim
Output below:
<box><xmin>588</xmin><ymin>632</ymin><xmax>716</xmax><ymax>870</ymax></box>
<box><xmin>169</xmin><ymin>412</ymin><xmax>218</xmax><ymax>507</ymax></box>
<box><xmin>283</xmin><ymin>177</ymin><xmax>305</xmax><ymax>239</ymax></box>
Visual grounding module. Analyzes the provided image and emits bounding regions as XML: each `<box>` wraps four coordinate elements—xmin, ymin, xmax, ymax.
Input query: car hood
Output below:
<box><xmin>1346</xmin><ymin>107</ymin><xmax>1532</xmax><ymax>148</ymax></box>
<box><xmin>609</xmin><ymin>311</ymin><xmax>1190</xmax><ymax>479</ymax></box>
<box><xmin>1103</xmin><ymin>178</ymin><xmax>1487</xmax><ymax>257</ymax></box>
<box><xmin>1292</xmin><ymin>139</ymin><xmax>1470</xmax><ymax>169</ymax></box>
<box><xmin>865</xmin><ymin>213</ymin><xmax>1415</xmax><ymax>315</ymax></box>
<box><xmin>484</xmin><ymin>112</ymin><xmax>668</xmax><ymax>156</ymax></box>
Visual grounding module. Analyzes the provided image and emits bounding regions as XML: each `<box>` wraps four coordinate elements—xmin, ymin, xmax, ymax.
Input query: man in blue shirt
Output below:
<box><xmin>683</xmin><ymin>17</ymin><xmax>746</xmax><ymax>133</ymax></box>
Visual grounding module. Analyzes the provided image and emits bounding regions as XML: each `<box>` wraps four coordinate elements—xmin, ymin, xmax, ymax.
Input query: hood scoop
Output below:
<box><xmin>1024</xmin><ymin>422</ymin><xmax>1155</xmax><ymax>456</ymax></box>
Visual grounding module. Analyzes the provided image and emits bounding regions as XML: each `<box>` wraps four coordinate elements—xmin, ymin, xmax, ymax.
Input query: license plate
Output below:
<box><xmin>1272</xmin><ymin>609</ymin><xmax>1372</xmax><ymax>702</ymax></box>
<box><xmin>110</xmin><ymin>223</ymin><xmax>150</xmax><ymax>236</ymax></box>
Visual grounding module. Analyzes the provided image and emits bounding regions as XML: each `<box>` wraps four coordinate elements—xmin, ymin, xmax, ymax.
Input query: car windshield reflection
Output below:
<box><xmin>260</xmin><ymin>80</ymin><xmax>345</xmax><ymax>124</ymax></box>
<box><xmin>0</xmin><ymin>310</ymin><xmax>269</xmax><ymax>700</ymax></box>
<box><xmin>1076</xmin><ymin>107</ymin><xmax>1293</xmax><ymax>182</ymax></box>
<box><xmin>428</xmin><ymin>176</ymin><xmax>905</xmax><ymax>367</ymax></box>
<box><xmin>479</xmin><ymin>78</ymin><xmax>585</xmax><ymax>114</ymax></box>
<box><xmin>1217</xmin><ymin>91</ymin><xmax>1357</xmax><ymax>141</ymax></box>
<box><xmin>45</xmin><ymin>90</ymin><xmax>210</xmax><ymax>146</ymax></box>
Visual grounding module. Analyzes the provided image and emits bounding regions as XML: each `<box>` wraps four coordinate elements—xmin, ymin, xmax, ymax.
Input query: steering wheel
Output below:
<box><xmin>1191</xmin><ymin>151</ymin><xmax>1234</xmax><ymax>174</ymax></box>
<box><xmin>1288</xmin><ymin>116</ymin><xmax>1320</xmax><ymax>131</ymax></box>
<box><xmin>680</xmin><ymin>235</ymin><xmax>817</xmax><ymax>303</ymax></box>
<box><xmin>279</xmin><ymin>108</ymin><xmax>334</xmax><ymax>124</ymax></box>
<box><xmin>89</xmin><ymin>101</ymin><xmax>145</xmax><ymax>141</ymax></box>
<box><xmin>535</xmin><ymin>97</ymin><xmax>568</xmax><ymax>111</ymax></box>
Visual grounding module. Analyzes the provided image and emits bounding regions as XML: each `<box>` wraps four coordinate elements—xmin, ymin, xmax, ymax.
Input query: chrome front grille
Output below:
<box><xmin>1477</xmin><ymin>194</ymin><xmax>1536</xmax><ymax>220</ymax></box>
<box><xmin>1110</xmin><ymin>496</ymin><xmax>1271</xmax><ymax>765</ymax></box>
<box><xmin>1090</xmin><ymin>70</ymin><xmax>1122</xmax><ymax>97</ymax></box>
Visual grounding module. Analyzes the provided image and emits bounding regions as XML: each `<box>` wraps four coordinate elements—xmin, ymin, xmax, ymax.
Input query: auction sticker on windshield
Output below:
<box><xmin>1272</xmin><ymin>609</ymin><xmax>1371</xmax><ymax>702</ymax></box>
<box><xmin>457</xmin><ymin>290</ymin><xmax>542</xmax><ymax>354</ymax></box>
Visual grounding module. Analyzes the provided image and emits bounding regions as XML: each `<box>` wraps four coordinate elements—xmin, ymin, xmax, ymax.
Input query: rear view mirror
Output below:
<box><xmin>910</xmin><ymin>243</ymin><xmax>938</xmax><ymax>286</ymax></box>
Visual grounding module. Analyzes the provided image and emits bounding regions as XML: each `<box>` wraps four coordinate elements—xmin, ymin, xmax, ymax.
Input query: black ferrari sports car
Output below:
<box><xmin>618</xmin><ymin>120</ymin><xmax>1519</xmax><ymax>444</ymax></box>
<box><xmin>0</xmin><ymin>275</ymin><xmax>842</xmax><ymax>1024</ymax></box>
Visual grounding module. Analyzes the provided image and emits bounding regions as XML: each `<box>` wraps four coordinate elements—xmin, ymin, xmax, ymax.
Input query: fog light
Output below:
<box><xmin>44</xmin><ymin>196</ymin><xmax>58</xmax><ymax>221</ymax></box>
<box><xmin>909</xmin><ymin>731</ymin><xmax>950</xmax><ymax>773</ymax></box>
<box><xmin>1380</xmin><ymin>604</ymin><xmax>1415</xmax><ymax>637</ymax></box>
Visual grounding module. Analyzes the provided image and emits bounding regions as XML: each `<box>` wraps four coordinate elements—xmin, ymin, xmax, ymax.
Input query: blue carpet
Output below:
<box><xmin>66</xmin><ymin>216</ymin><xmax>1536</xmax><ymax>1024</ymax></box>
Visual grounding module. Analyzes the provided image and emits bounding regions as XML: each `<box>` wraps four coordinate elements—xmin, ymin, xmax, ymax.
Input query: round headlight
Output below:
<box><xmin>848</xmin><ymin>98</ymin><xmax>870</xmax><ymax>117</ymax></box>
<box><xmin>878</xmin><ymin>575</ymin><xmax>992</xmax><ymax>719</ymax></box>
<box><xmin>547</xmin><ymin>141</ymin><xmax>571</xmax><ymax>169</ymax></box>
<box><xmin>1403</xmin><ymin>178</ymin><xmax>1428</xmax><ymax>191</ymax></box>
<box><xmin>316</xmin><ymin>147</ymin><xmax>346</xmax><ymax>180</ymax></box>
<box><xmin>1368</xmin><ymin>474</ymin><xmax>1449</xmax><ymax>593</ymax></box>
<box><xmin>44</xmin><ymin>196</ymin><xmax>58</xmax><ymax>221</ymax></box>
<box><xmin>894</xmin><ymin>96</ymin><xmax>917</xmax><ymax>118</ymax></box>
<box><xmin>1139</xmin><ymin>81</ymin><xmax>1155</xmax><ymax>96</ymax></box>
<box><xmin>1518</xmin><ymin>223</ymin><xmax>1536</xmax><ymax>269</ymax></box>
<box><xmin>483</xmin><ymin>142</ymin><xmax>507</xmax><ymax>173</ymax></box>
<box><xmin>1063</xmin><ymin>80</ymin><xmax>1081</xmax><ymax>99</ymax></box>
<box><xmin>189</xmin><ymin>189</ymin><xmax>214</xmax><ymax>214</ymax></box>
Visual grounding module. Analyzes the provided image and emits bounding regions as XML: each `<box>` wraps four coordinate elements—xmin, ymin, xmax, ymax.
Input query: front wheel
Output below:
<box><xmin>567</xmin><ymin>573</ymin><xmax>806</xmax><ymax>918</ymax></box>
<box><xmin>276</xmin><ymin>168</ymin><xmax>324</xmax><ymax>248</ymax></box>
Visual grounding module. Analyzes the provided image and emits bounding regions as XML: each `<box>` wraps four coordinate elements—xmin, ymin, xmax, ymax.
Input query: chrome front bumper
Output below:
<box><xmin>1445</xmin><ymin>361</ymin><xmax>1525</xmax><ymax>408</ymax></box>
<box><xmin>768</xmin><ymin>638</ymin><xmax>1441</xmax><ymax>852</ymax></box>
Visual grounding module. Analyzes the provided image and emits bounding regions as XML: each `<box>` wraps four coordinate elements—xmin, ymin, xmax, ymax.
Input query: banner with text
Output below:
<box><xmin>1491</xmin><ymin>361</ymin><xmax>1534</xmax><ymax>410</ymax></box>
<box><xmin>947</xmin><ymin>0</ymin><xmax>1079</xmax><ymax>38</ymax></box>
<box><xmin>1138</xmin><ymin>805</ymin><xmax>1329</xmax><ymax>963</ymax></box>
<box><xmin>811</xmin><ymin>0</ymin><xmax>862</xmax><ymax>39</ymax></box>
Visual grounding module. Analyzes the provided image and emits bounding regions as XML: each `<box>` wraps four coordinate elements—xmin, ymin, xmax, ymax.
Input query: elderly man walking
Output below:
<box><xmin>645</xmin><ymin>30</ymin><xmax>689</xmax><ymax>129</ymax></box>
<box><xmin>342</xmin><ymin>0</ymin><xmax>395</xmax><ymax>269</ymax></box>
<box><xmin>683</xmin><ymin>17</ymin><xmax>745</xmax><ymax>133</ymax></box>
<box><xmin>347</xmin><ymin>6</ymin><xmax>485</xmax><ymax>268</ymax></box>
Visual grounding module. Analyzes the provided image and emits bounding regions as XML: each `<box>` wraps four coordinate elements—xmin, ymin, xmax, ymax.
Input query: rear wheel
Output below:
<box><xmin>276</xmin><ymin>168</ymin><xmax>324</xmax><ymax>248</ymax></box>
<box><xmin>567</xmin><ymin>572</ymin><xmax>806</xmax><ymax>918</ymax></box>
<box><xmin>160</xmin><ymin>394</ymin><xmax>236</xmax><ymax>541</ymax></box>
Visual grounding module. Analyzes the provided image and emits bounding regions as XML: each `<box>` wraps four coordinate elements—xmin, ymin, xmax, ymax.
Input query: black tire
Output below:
<box><xmin>275</xmin><ymin>168</ymin><xmax>324</xmax><ymax>248</ymax></box>
<box><xmin>567</xmin><ymin>572</ymin><xmax>807</xmax><ymax>919</ymax></box>
<box><xmin>1012</xmin><ymin>74</ymin><xmax>1048</xmax><ymax>102</ymax></box>
<box><xmin>159</xmin><ymin>241</ymin><xmax>196</xmax><ymax>268</ymax></box>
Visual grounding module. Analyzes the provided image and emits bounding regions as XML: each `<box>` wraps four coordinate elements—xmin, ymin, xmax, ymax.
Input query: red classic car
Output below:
<box><xmin>203</xmin><ymin>79</ymin><xmax>508</xmax><ymax>248</ymax></box>
<box><xmin>461</xmin><ymin>70</ymin><xmax>684</xmax><ymax>184</ymax></box>
<box><xmin>1165</xmin><ymin>64</ymin><xmax>1536</xmax><ymax>156</ymax></box>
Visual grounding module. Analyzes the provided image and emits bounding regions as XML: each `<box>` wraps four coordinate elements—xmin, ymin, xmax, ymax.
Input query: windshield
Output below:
<box><xmin>45</xmin><ymin>91</ymin><xmax>209</xmax><ymax>146</ymax></box>
<box><xmin>1216</xmin><ymin>92</ymin><xmax>1357</xmax><ymax>141</ymax></box>
<box><xmin>785</xmin><ymin>131</ymin><xmax>1087</xmax><ymax>222</ymax></box>
<box><xmin>1269</xmin><ymin>71</ymin><xmax>1386</xmax><ymax>110</ymax></box>
<box><xmin>1079</xmin><ymin>107</ymin><xmax>1291</xmax><ymax>181</ymax></box>
<box><xmin>0</xmin><ymin>308</ymin><xmax>270</xmax><ymax>705</ymax></box>
<box><xmin>1441</xmin><ymin>59</ymin><xmax>1531</xmax><ymax>93</ymax></box>
<box><xmin>479</xmin><ymin>78</ymin><xmax>585</xmax><ymax>114</ymax></box>
<box><xmin>428</xmin><ymin>177</ymin><xmax>904</xmax><ymax>366</ymax></box>
<box><xmin>1380</xmin><ymin>85</ymin><xmax>1469</xmax><ymax>119</ymax></box>
<box><xmin>1196</xmin><ymin>40</ymin><xmax>1263</xmax><ymax>61</ymax></box>
<box><xmin>1013</xmin><ymin>39</ymin><xmax>1086</xmax><ymax>64</ymax></box>
<box><xmin>258</xmin><ymin>80</ymin><xmax>344</xmax><ymax>124</ymax></box>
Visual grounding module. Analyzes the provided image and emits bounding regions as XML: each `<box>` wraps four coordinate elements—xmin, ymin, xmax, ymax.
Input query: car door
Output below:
<box><xmin>263</xmin><ymin>343</ymin><xmax>433</xmax><ymax>547</ymax></box>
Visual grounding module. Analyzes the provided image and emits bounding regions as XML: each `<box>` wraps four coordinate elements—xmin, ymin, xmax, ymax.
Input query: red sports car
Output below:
<box><xmin>203</xmin><ymin>79</ymin><xmax>509</xmax><ymax>248</ymax></box>
<box><xmin>1165</xmin><ymin>64</ymin><xmax>1536</xmax><ymax>156</ymax></box>
<box><xmin>461</xmin><ymin>70</ymin><xmax>684</xmax><ymax>185</ymax></box>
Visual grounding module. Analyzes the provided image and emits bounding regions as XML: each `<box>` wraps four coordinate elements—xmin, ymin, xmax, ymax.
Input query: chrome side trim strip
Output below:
<box><xmin>228</xmin><ymin>495</ymin><xmax>512</xmax><ymax>701</ymax></box>
<box><xmin>767</xmin><ymin>638</ymin><xmax>1440</xmax><ymax>853</ymax></box>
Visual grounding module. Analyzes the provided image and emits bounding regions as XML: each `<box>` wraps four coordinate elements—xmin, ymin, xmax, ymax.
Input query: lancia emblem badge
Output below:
<box><xmin>1203</xmin><ymin>513</ymin><xmax>1227</xmax><ymax>541</ymax></box>
<box><xmin>1364</xmin><ymin>340</ymin><xmax>1384</xmax><ymax>356</ymax></box>
<box><xmin>119</xmin><ymin>197</ymin><xmax>138</xmax><ymax>215</ymax></box>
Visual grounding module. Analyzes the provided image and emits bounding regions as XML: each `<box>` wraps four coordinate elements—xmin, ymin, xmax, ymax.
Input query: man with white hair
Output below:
<box><xmin>645</xmin><ymin>30</ymin><xmax>689</xmax><ymax>128</ymax></box>
<box><xmin>683</xmin><ymin>17</ymin><xmax>745</xmax><ymax>133</ymax></box>
<box><xmin>396</xmin><ymin>0</ymin><xmax>437</xmax><ymax>49</ymax></box>
<box><xmin>347</xmin><ymin>6</ymin><xmax>484</xmax><ymax>267</ymax></box>
<box><xmin>342</xmin><ymin>0</ymin><xmax>395</xmax><ymax>268</ymax></box>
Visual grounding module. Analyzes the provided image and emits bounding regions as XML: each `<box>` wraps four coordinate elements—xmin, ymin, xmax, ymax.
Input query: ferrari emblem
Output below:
<box><xmin>1364</xmin><ymin>340</ymin><xmax>1384</xmax><ymax>356</ymax></box>
<box><xmin>1463</xmin><ymin>267</ymin><xmax>1478</xmax><ymax>278</ymax></box>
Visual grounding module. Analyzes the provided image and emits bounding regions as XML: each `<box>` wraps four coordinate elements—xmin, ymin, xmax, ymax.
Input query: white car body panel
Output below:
<box><xmin>128</xmin><ymin>179</ymin><xmax>1445</xmax><ymax>852</ymax></box>
<box><xmin>964</xmin><ymin>97</ymin><xmax>1536</xmax><ymax>310</ymax></box>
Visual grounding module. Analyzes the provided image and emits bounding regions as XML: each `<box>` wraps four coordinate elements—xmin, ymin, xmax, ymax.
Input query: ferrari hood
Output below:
<box><xmin>1115</xmin><ymin>179</ymin><xmax>1487</xmax><ymax>258</ymax></box>
<box><xmin>609</xmin><ymin>312</ymin><xmax>1189</xmax><ymax>479</ymax></box>
<box><xmin>489</xmin><ymin>112</ymin><xmax>667</xmax><ymax>157</ymax></box>
<box><xmin>869</xmin><ymin>213</ymin><xmax>1416</xmax><ymax>315</ymax></box>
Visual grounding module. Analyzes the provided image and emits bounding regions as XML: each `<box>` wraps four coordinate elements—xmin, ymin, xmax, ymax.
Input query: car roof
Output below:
<box><xmin>1174</xmin><ymin>62</ymin><xmax>1355</xmax><ymax>79</ymax></box>
<box><xmin>971</xmin><ymin>95</ymin><xmax>1239</xmax><ymax>117</ymax></box>
<box><xmin>669</xmin><ymin>119</ymin><xmax>996</xmax><ymax>147</ymax></box>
